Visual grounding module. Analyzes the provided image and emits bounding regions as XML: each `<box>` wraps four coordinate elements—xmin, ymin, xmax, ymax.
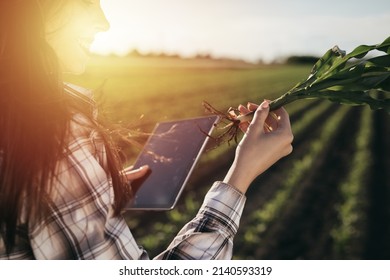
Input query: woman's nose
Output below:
<box><xmin>94</xmin><ymin>5</ymin><xmax>110</xmax><ymax>32</ymax></box>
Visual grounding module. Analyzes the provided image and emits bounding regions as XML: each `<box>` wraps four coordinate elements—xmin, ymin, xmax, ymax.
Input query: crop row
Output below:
<box><xmin>330</xmin><ymin>107</ymin><xmax>373</xmax><ymax>259</ymax></box>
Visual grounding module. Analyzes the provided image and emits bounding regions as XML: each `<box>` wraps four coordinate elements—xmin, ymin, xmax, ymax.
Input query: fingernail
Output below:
<box><xmin>261</xmin><ymin>100</ymin><xmax>269</xmax><ymax>109</ymax></box>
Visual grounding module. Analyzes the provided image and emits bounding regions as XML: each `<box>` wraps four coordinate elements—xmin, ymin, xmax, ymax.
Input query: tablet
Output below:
<box><xmin>126</xmin><ymin>115</ymin><xmax>219</xmax><ymax>210</ymax></box>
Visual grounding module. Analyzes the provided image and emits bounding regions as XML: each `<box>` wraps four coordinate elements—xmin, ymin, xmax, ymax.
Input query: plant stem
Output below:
<box><xmin>237</xmin><ymin>87</ymin><xmax>389</xmax><ymax>124</ymax></box>
<box><xmin>269</xmin><ymin>91</ymin><xmax>301</xmax><ymax>111</ymax></box>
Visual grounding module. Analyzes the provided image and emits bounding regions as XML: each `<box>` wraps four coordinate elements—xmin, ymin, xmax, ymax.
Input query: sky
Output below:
<box><xmin>91</xmin><ymin>0</ymin><xmax>390</xmax><ymax>63</ymax></box>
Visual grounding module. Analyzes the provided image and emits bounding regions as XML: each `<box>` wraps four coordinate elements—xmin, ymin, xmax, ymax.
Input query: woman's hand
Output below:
<box><xmin>223</xmin><ymin>100</ymin><xmax>293</xmax><ymax>194</ymax></box>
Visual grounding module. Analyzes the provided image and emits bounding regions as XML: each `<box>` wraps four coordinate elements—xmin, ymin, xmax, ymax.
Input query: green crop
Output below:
<box><xmin>203</xmin><ymin>37</ymin><xmax>389</xmax><ymax>144</ymax></box>
<box><xmin>267</xmin><ymin>36</ymin><xmax>390</xmax><ymax>112</ymax></box>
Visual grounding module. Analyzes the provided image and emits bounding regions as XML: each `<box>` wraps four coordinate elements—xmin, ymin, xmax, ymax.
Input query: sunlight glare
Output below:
<box><xmin>90</xmin><ymin>0</ymin><xmax>390</xmax><ymax>62</ymax></box>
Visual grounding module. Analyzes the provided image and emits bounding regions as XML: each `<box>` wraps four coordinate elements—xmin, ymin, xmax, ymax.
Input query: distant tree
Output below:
<box><xmin>195</xmin><ymin>53</ymin><xmax>212</xmax><ymax>60</ymax></box>
<box><xmin>127</xmin><ymin>49</ymin><xmax>142</xmax><ymax>57</ymax></box>
<box><xmin>286</xmin><ymin>55</ymin><xmax>320</xmax><ymax>65</ymax></box>
<box><xmin>256</xmin><ymin>58</ymin><xmax>265</xmax><ymax>65</ymax></box>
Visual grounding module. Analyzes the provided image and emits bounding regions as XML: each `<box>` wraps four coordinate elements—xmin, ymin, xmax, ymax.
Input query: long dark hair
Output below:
<box><xmin>0</xmin><ymin>1</ymin><xmax>130</xmax><ymax>253</ymax></box>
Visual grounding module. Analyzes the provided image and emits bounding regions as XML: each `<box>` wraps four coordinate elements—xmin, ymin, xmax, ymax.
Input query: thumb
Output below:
<box><xmin>124</xmin><ymin>165</ymin><xmax>150</xmax><ymax>181</ymax></box>
<box><xmin>247</xmin><ymin>100</ymin><xmax>270</xmax><ymax>134</ymax></box>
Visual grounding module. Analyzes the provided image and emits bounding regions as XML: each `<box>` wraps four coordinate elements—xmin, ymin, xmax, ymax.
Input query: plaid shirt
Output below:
<box><xmin>0</xmin><ymin>85</ymin><xmax>246</xmax><ymax>260</ymax></box>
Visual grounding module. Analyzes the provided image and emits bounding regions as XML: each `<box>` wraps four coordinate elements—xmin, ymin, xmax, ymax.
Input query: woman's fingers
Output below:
<box><xmin>237</xmin><ymin>102</ymin><xmax>260</xmax><ymax>132</ymax></box>
<box><xmin>246</xmin><ymin>102</ymin><xmax>259</xmax><ymax>112</ymax></box>
<box><xmin>247</xmin><ymin>100</ymin><xmax>270</xmax><ymax>134</ymax></box>
<box><xmin>233</xmin><ymin>101</ymin><xmax>292</xmax><ymax>141</ymax></box>
<box><xmin>272</xmin><ymin>107</ymin><xmax>291</xmax><ymax>132</ymax></box>
<box><xmin>122</xmin><ymin>165</ymin><xmax>150</xmax><ymax>181</ymax></box>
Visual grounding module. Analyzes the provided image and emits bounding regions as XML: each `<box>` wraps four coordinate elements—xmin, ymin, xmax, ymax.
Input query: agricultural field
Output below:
<box><xmin>65</xmin><ymin>55</ymin><xmax>390</xmax><ymax>259</ymax></box>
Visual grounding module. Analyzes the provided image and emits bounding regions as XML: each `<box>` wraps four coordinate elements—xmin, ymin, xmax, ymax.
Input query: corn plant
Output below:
<box><xmin>204</xmin><ymin>37</ymin><xmax>390</xmax><ymax>144</ymax></box>
<box><xmin>267</xmin><ymin>36</ymin><xmax>390</xmax><ymax>112</ymax></box>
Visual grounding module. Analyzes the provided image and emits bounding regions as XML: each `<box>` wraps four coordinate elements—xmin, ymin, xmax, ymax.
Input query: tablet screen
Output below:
<box><xmin>126</xmin><ymin>115</ymin><xmax>218</xmax><ymax>210</ymax></box>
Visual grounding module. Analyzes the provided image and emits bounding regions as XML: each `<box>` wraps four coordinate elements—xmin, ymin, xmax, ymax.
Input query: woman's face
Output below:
<box><xmin>45</xmin><ymin>0</ymin><xmax>109</xmax><ymax>74</ymax></box>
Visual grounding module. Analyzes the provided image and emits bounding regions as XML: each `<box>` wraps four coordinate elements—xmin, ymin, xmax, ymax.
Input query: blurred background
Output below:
<box><xmin>64</xmin><ymin>0</ymin><xmax>390</xmax><ymax>259</ymax></box>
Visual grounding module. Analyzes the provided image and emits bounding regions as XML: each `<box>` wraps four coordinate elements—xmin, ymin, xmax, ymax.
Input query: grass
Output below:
<box><xmin>65</xmin><ymin>56</ymin><xmax>311</xmax><ymax>126</ymax></box>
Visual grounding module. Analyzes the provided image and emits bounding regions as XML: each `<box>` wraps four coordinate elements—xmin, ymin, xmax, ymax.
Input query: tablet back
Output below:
<box><xmin>126</xmin><ymin>115</ymin><xmax>218</xmax><ymax>210</ymax></box>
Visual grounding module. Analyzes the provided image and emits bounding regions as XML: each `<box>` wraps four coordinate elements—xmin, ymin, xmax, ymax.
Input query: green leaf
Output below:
<box><xmin>361</xmin><ymin>71</ymin><xmax>390</xmax><ymax>89</ymax></box>
<box><xmin>345</xmin><ymin>44</ymin><xmax>375</xmax><ymax>60</ymax></box>
<box><xmin>366</xmin><ymin>54</ymin><xmax>390</xmax><ymax>67</ymax></box>
<box><xmin>310</xmin><ymin>47</ymin><xmax>344</xmax><ymax>79</ymax></box>
<box><xmin>377</xmin><ymin>36</ymin><xmax>390</xmax><ymax>54</ymax></box>
<box><xmin>269</xmin><ymin>37</ymin><xmax>390</xmax><ymax>113</ymax></box>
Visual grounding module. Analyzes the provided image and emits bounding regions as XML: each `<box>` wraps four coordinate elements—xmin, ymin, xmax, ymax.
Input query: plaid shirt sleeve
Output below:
<box><xmin>155</xmin><ymin>182</ymin><xmax>246</xmax><ymax>260</ymax></box>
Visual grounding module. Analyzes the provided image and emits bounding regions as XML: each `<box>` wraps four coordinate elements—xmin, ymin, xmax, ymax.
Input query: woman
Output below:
<box><xmin>0</xmin><ymin>0</ymin><xmax>293</xmax><ymax>259</ymax></box>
